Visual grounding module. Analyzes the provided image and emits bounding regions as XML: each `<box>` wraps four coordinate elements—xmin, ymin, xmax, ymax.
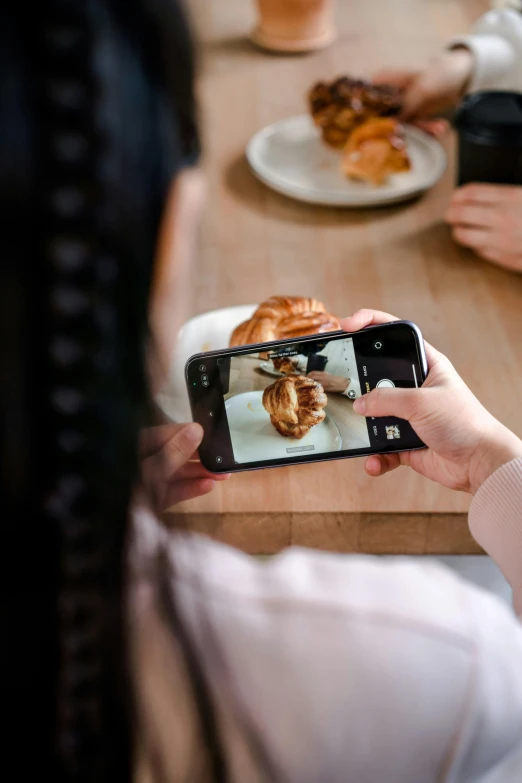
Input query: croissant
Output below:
<box><xmin>341</xmin><ymin>117</ymin><xmax>410</xmax><ymax>185</ymax></box>
<box><xmin>262</xmin><ymin>375</ymin><xmax>327</xmax><ymax>439</ymax></box>
<box><xmin>309</xmin><ymin>76</ymin><xmax>402</xmax><ymax>149</ymax></box>
<box><xmin>230</xmin><ymin>296</ymin><xmax>340</xmax><ymax>348</ymax></box>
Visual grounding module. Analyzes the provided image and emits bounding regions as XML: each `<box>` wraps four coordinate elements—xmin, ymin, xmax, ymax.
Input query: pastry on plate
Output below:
<box><xmin>308</xmin><ymin>76</ymin><xmax>402</xmax><ymax>149</ymax></box>
<box><xmin>262</xmin><ymin>375</ymin><xmax>327</xmax><ymax>439</ymax></box>
<box><xmin>230</xmin><ymin>296</ymin><xmax>340</xmax><ymax>348</ymax></box>
<box><xmin>342</xmin><ymin>117</ymin><xmax>411</xmax><ymax>185</ymax></box>
<box><xmin>271</xmin><ymin>356</ymin><xmax>297</xmax><ymax>375</ymax></box>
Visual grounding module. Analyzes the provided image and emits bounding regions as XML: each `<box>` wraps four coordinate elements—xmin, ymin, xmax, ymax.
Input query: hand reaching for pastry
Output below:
<box><xmin>307</xmin><ymin>371</ymin><xmax>350</xmax><ymax>394</ymax></box>
<box><xmin>140</xmin><ymin>422</ymin><xmax>230</xmax><ymax>514</ymax></box>
<box><xmin>373</xmin><ymin>48</ymin><xmax>474</xmax><ymax>135</ymax></box>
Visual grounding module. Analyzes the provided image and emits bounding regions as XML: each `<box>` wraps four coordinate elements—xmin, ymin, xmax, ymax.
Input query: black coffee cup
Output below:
<box><xmin>306</xmin><ymin>353</ymin><xmax>328</xmax><ymax>374</ymax></box>
<box><xmin>454</xmin><ymin>91</ymin><xmax>522</xmax><ymax>186</ymax></box>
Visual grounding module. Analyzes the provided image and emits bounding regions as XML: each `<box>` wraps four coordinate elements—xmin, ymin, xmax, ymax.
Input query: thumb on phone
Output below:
<box><xmin>353</xmin><ymin>387</ymin><xmax>421</xmax><ymax>422</ymax></box>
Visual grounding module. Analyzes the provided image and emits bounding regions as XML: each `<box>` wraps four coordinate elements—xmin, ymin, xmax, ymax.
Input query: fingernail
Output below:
<box><xmin>353</xmin><ymin>397</ymin><xmax>365</xmax><ymax>414</ymax></box>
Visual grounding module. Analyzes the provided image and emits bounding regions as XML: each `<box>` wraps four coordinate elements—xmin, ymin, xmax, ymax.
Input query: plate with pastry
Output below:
<box><xmin>158</xmin><ymin>295</ymin><xmax>341</xmax><ymax>422</ymax></box>
<box><xmin>246</xmin><ymin>76</ymin><xmax>446</xmax><ymax>207</ymax></box>
<box><xmin>259</xmin><ymin>356</ymin><xmax>299</xmax><ymax>377</ymax></box>
<box><xmin>225</xmin><ymin>379</ymin><xmax>341</xmax><ymax>463</ymax></box>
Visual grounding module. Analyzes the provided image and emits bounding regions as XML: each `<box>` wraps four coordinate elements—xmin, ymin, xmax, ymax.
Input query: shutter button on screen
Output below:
<box><xmin>376</xmin><ymin>379</ymin><xmax>395</xmax><ymax>389</ymax></box>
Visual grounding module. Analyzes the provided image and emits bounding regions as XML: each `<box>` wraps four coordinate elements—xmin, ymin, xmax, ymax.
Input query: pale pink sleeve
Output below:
<box><xmin>469</xmin><ymin>457</ymin><xmax>522</xmax><ymax>615</ymax></box>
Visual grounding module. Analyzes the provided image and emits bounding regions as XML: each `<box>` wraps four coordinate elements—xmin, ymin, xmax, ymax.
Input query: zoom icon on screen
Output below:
<box><xmin>372</xmin><ymin>340</ymin><xmax>384</xmax><ymax>351</ymax></box>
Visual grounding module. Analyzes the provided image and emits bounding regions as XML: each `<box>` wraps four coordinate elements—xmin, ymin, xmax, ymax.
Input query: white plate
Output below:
<box><xmin>225</xmin><ymin>390</ymin><xmax>341</xmax><ymax>463</ymax></box>
<box><xmin>259</xmin><ymin>359</ymin><xmax>292</xmax><ymax>377</ymax></box>
<box><xmin>157</xmin><ymin>304</ymin><xmax>256</xmax><ymax>422</ymax></box>
<box><xmin>246</xmin><ymin>115</ymin><xmax>447</xmax><ymax>207</ymax></box>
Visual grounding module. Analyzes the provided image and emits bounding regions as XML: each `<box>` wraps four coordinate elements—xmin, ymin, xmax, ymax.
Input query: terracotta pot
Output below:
<box><xmin>252</xmin><ymin>0</ymin><xmax>336</xmax><ymax>53</ymax></box>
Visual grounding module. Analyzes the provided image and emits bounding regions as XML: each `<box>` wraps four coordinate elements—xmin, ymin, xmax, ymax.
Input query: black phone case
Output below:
<box><xmin>185</xmin><ymin>321</ymin><xmax>428</xmax><ymax>474</ymax></box>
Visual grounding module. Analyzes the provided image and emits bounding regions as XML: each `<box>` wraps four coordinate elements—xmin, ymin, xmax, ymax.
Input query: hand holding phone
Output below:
<box><xmin>186</xmin><ymin>317</ymin><xmax>428</xmax><ymax>473</ymax></box>
<box><xmin>342</xmin><ymin>309</ymin><xmax>522</xmax><ymax>494</ymax></box>
<box><xmin>140</xmin><ymin>422</ymin><xmax>230</xmax><ymax>512</ymax></box>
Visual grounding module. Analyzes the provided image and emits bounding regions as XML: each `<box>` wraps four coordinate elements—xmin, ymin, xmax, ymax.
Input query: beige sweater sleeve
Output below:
<box><xmin>469</xmin><ymin>457</ymin><xmax>522</xmax><ymax>614</ymax></box>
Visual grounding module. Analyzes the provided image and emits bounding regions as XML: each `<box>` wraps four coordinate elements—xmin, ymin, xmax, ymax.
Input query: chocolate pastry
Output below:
<box><xmin>262</xmin><ymin>375</ymin><xmax>327</xmax><ymax>439</ymax></box>
<box><xmin>309</xmin><ymin>76</ymin><xmax>403</xmax><ymax>149</ymax></box>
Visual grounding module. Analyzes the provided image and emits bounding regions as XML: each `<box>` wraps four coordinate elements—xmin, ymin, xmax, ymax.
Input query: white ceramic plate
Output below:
<box><xmin>246</xmin><ymin>114</ymin><xmax>447</xmax><ymax>207</ymax></box>
<box><xmin>225</xmin><ymin>390</ymin><xmax>341</xmax><ymax>463</ymax></box>
<box><xmin>259</xmin><ymin>359</ymin><xmax>294</xmax><ymax>377</ymax></box>
<box><xmin>157</xmin><ymin>304</ymin><xmax>256</xmax><ymax>423</ymax></box>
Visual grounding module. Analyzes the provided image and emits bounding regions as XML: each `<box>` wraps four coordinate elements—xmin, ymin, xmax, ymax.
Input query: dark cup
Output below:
<box><xmin>217</xmin><ymin>357</ymin><xmax>230</xmax><ymax>396</ymax></box>
<box><xmin>454</xmin><ymin>91</ymin><xmax>522</xmax><ymax>186</ymax></box>
<box><xmin>306</xmin><ymin>353</ymin><xmax>328</xmax><ymax>374</ymax></box>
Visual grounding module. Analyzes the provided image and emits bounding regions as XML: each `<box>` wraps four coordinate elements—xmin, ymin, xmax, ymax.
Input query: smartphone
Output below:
<box><xmin>186</xmin><ymin>321</ymin><xmax>428</xmax><ymax>474</ymax></box>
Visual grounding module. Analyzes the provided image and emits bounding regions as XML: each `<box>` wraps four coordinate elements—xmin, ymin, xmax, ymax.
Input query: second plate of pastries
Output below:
<box><xmin>247</xmin><ymin>76</ymin><xmax>447</xmax><ymax>207</ymax></box>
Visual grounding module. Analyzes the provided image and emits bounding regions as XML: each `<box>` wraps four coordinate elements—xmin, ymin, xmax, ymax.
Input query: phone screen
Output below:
<box><xmin>186</xmin><ymin>322</ymin><xmax>427</xmax><ymax>473</ymax></box>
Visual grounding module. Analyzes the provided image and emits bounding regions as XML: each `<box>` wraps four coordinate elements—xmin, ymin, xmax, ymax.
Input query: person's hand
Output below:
<box><xmin>445</xmin><ymin>184</ymin><xmax>522</xmax><ymax>272</ymax></box>
<box><xmin>307</xmin><ymin>371</ymin><xmax>350</xmax><ymax>394</ymax></box>
<box><xmin>140</xmin><ymin>422</ymin><xmax>230</xmax><ymax>514</ymax></box>
<box><xmin>374</xmin><ymin>48</ymin><xmax>473</xmax><ymax>131</ymax></box>
<box><xmin>341</xmin><ymin>309</ymin><xmax>522</xmax><ymax>494</ymax></box>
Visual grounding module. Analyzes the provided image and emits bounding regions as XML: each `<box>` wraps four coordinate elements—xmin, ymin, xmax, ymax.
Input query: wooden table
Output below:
<box><xmin>173</xmin><ymin>0</ymin><xmax>522</xmax><ymax>555</ymax></box>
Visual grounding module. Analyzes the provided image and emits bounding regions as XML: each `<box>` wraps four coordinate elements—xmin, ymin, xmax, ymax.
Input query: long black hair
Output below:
<box><xmin>0</xmin><ymin>1</ymin><xmax>215</xmax><ymax>780</ymax></box>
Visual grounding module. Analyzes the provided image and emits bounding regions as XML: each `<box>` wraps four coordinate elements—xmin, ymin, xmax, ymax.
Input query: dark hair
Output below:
<box><xmin>0</xmin><ymin>1</ymin><xmax>226</xmax><ymax>781</ymax></box>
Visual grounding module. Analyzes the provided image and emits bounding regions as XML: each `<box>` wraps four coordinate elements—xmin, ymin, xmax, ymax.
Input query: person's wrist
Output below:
<box><xmin>446</xmin><ymin>46</ymin><xmax>473</xmax><ymax>97</ymax></box>
<box><xmin>469</xmin><ymin>422</ymin><xmax>522</xmax><ymax>494</ymax></box>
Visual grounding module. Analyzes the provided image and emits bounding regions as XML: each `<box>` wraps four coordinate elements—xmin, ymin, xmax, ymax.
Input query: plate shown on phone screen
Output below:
<box><xmin>246</xmin><ymin>115</ymin><xmax>447</xmax><ymax>208</ymax></box>
<box><xmin>225</xmin><ymin>391</ymin><xmax>341</xmax><ymax>463</ymax></box>
<box><xmin>259</xmin><ymin>359</ymin><xmax>294</xmax><ymax>377</ymax></box>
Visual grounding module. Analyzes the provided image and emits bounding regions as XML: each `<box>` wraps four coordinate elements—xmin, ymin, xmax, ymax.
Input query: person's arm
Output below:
<box><xmin>306</xmin><ymin>343</ymin><xmax>352</xmax><ymax>395</ymax></box>
<box><xmin>470</xmin><ymin>457</ymin><xmax>522</xmax><ymax>614</ymax></box>
<box><xmin>449</xmin><ymin>8</ymin><xmax>522</xmax><ymax>94</ymax></box>
<box><xmin>307</xmin><ymin>371</ymin><xmax>351</xmax><ymax>394</ymax></box>
<box><xmin>341</xmin><ymin>309</ymin><xmax>522</xmax><ymax>610</ymax></box>
<box><xmin>375</xmin><ymin>9</ymin><xmax>522</xmax><ymax>123</ymax></box>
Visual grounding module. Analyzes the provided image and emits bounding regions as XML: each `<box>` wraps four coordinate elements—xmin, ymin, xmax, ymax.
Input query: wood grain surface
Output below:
<box><xmin>169</xmin><ymin>0</ymin><xmax>519</xmax><ymax>555</ymax></box>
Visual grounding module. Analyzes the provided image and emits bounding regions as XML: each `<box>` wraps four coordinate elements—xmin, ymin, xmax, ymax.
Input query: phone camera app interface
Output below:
<box><xmin>219</xmin><ymin>336</ymin><xmax>370</xmax><ymax>465</ymax></box>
